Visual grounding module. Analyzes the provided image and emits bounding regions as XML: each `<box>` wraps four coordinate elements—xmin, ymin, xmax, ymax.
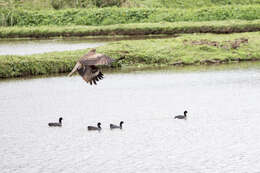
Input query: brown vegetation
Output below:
<box><xmin>183</xmin><ymin>37</ymin><xmax>249</xmax><ymax>50</ymax></box>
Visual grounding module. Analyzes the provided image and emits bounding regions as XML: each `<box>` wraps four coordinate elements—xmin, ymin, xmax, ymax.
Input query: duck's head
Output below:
<box><xmin>120</xmin><ymin>121</ymin><xmax>124</xmax><ymax>125</ymax></box>
<box><xmin>184</xmin><ymin>110</ymin><xmax>188</xmax><ymax>115</ymax></box>
<box><xmin>97</xmin><ymin>122</ymin><xmax>101</xmax><ymax>128</ymax></box>
<box><xmin>59</xmin><ymin>117</ymin><xmax>63</xmax><ymax>123</ymax></box>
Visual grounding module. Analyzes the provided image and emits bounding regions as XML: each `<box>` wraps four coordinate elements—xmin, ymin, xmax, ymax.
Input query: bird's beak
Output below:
<box><xmin>68</xmin><ymin>62</ymin><xmax>81</xmax><ymax>77</ymax></box>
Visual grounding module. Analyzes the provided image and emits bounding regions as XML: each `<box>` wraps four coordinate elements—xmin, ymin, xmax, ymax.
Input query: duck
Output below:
<box><xmin>110</xmin><ymin>121</ymin><xmax>124</xmax><ymax>130</ymax></box>
<box><xmin>174</xmin><ymin>111</ymin><xmax>188</xmax><ymax>119</ymax></box>
<box><xmin>48</xmin><ymin>117</ymin><xmax>63</xmax><ymax>127</ymax></box>
<box><xmin>87</xmin><ymin>122</ymin><xmax>102</xmax><ymax>131</ymax></box>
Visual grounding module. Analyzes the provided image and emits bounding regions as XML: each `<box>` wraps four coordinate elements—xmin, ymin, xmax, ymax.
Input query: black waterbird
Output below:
<box><xmin>88</xmin><ymin>122</ymin><xmax>102</xmax><ymax>131</ymax></box>
<box><xmin>174</xmin><ymin>111</ymin><xmax>188</xmax><ymax>119</ymax></box>
<box><xmin>48</xmin><ymin>117</ymin><xmax>63</xmax><ymax>127</ymax></box>
<box><xmin>110</xmin><ymin>121</ymin><xmax>124</xmax><ymax>130</ymax></box>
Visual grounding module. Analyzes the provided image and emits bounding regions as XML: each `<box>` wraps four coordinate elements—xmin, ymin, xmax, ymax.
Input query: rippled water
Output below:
<box><xmin>1</xmin><ymin>63</ymin><xmax>260</xmax><ymax>173</ymax></box>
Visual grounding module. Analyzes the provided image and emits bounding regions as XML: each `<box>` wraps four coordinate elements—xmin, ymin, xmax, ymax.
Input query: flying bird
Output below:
<box><xmin>68</xmin><ymin>49</ymin><xmax>114</xmax><ymax>85</ymax></box>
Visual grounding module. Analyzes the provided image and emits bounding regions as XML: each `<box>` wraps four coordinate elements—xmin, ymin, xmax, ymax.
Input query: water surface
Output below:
<box><xmin>0</xmin><ymin>38</ymin><xmax>105</xmax><ymax>55</ymax></box>
<box><xmin>0</xmin><ymin>35</ymin><xmax>174</xmax><ymax>55</ymax></box>
<box><xmin>1</xmin><ymin>63</ymin><xmax>260</xmax><ymax>173</ymax></box>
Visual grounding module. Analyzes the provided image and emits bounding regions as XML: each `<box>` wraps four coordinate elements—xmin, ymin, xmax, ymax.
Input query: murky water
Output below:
<box><xmin>1</xmin><ymin>63</ymin><xmax>260</xmax><ymax>173</ymax></box>
<box><xmin>0</xmin><ymin>35</ymin><xmax>174</xmax><ymax>55</ymax></box>
<box><xmin>0</xmin><ymin>38</ymin><xmax>105</xmax><ymax>55</ymax></box>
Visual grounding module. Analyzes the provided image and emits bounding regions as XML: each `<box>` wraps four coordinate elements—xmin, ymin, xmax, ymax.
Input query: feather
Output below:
<box><xmin>68</xmin><ymin>49</ymin><xmax>114</xmax><ymax>85</ymax></box>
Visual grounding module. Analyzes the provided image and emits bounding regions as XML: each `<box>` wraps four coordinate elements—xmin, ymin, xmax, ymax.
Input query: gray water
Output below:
<box><xmin>0</xmin><ymin>35</ymin><xmax>173</xmax><ymax>55</ymax></box>
<box><xmin>0</xmin><ymin>38</ymin><xmax>105</xmax><ymax>55</ymax></box>
<box><xmin>1</xmin><ymin>63</ymin><xmax>260</xmax><ymax>173</ymax></box>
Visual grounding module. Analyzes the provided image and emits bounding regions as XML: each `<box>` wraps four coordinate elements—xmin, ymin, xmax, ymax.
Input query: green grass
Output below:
<box><xmin>1</xmin><ymin>20</ymin><xmax>260</xmax><ymax>38</ymax></box>
<box><xmin>1</xmin><ymin>5</ymin><xmax>260</xmax><ymax>26</ymax></box>
<box><xmin>99</xmin><ymin>32</ymin><xmax>260</xmax><ymax>66</ymax></box>
<box><xmin>130</xmin><ymin>0</ymin><xmax>260</xmax><ymax>8</ymax></box>
<box><xmin>1</xmin><ymin>32</ymin><xmax>260</xmax><ymax>78</ymax></box>
<box><xmin>1</xmin><ymin>0</ymin><xmax>260</xmax><ymax>9</ymax></box>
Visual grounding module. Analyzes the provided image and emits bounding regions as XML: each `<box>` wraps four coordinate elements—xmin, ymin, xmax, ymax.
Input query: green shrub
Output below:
<box><xmin>51</xmin><ymin>0</ymin><xmax>64</xmax><ymax>10</ymax></box>
<box><xmin>1</xmin><ymin>5</ymin><xmax>260</xmax><ymax>26</ymax></box>
<box><xmin>90</xmin><ymin>0</ymin><xmax>126</xmax><ymax>7</ymax></box>
<box><xmin>1</xmin><ymin>20</ymin><xmax>260</xmax><ymax>38</ymax></box>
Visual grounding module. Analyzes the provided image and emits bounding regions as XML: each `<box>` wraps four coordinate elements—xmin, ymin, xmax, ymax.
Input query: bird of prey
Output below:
<box><xmin>68</xmin><ymin>49</ymin><xmax>114</xmax><ymax>85</ymax></box>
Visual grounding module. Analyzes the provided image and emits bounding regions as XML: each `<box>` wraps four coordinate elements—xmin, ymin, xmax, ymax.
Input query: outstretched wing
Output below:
<box><xmin>68</xmin><ymin>49</ymin><xmax>112</xmax><ymax>85</ymax></box>
<box><xmin>80</xmin><ymin>65</ymin><xmax>104</xmax><ymax>85</ymax></box>
<box><xmin>79</xmin><ymin>53</ymin><xmax>114</xmax><ymax>66</ymax></box>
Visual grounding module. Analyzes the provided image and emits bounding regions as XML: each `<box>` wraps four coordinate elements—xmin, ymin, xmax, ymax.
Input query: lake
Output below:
<box><xmin>1</xmin><ymin>62</ymin><xmax>260</xmax><ymax>173</ymax></box>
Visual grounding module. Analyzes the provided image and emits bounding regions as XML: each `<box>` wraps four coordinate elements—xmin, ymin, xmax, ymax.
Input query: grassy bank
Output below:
<box><xmin>1</xmin><ymin>32</ymin><xmax>260</xmax><ymax>78</ymax></box>
<box><xmin>1</xmin><ymin>20</ymin><xmax>260</xmax><ymax>38</ymax></box>
<box><xmin>1</xmin><ymin>5</ymin><xmax>260</xmax><ymax>26</ymax></box>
